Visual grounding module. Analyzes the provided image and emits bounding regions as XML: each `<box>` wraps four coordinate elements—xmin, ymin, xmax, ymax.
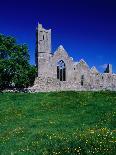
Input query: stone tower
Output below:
<box><xmin>35</xmin><ymin>23</ymin><xmax>52</xmax><ymax>77</ymax></box>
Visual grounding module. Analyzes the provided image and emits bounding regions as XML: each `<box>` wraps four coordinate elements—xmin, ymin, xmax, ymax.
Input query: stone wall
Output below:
<box><xmin>29</xmin><ymin>73</ymin><xmax>116</xmax><ymax>92</ymax></box>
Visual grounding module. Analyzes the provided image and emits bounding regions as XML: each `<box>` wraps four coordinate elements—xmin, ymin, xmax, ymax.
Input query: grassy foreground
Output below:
<box><xmin>0</xmin><ymin>91</ymin><xmax>116</xmax><ymax>155</ymax></box>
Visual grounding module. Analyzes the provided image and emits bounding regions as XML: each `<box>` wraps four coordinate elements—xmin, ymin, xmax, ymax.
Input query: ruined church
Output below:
<box><xmin>30</xmin><ymin>23</ymin><xmax>116</xmax><ymax>92</ymax></box>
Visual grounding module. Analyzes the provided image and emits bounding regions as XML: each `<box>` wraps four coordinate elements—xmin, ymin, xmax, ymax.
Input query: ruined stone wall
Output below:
<box><xmin>51</xmin><ymin>45</ymin><xmax>74</xmax><ymax>80</ymax></box>
<box><xmin>32</xmin><ymin>23</ymin><xmax>116</xmax><ymax>92</ymax></box>
<box><xmin>29</xmin><ymin>73</ymin><xmax>116</xmax><ymax>92</ymax></box>
<box><xmin>31</xmin><ymin>43</ymin><xmax>116</xmax><ymax>92</ymax></box>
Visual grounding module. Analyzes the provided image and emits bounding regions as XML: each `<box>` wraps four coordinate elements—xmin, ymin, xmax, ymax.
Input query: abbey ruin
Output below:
<box><xmin>30</xmin><ymin>23</ymin><xmax>116</xmax><ymax>92</ymax></box>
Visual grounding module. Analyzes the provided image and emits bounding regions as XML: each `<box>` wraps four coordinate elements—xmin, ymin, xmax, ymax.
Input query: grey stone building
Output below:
<box><xmin>30</xmin><ymin>23</ymin><xmax>116</xmax><ymax>92</ymax></box>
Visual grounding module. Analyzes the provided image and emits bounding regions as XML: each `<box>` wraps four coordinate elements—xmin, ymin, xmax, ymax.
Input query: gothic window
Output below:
<box><xmin>57</xmin><ymin>60</ymin><xmax>66</xmax><ymax>81</ymax></box>
<box><xmin>81</xmin><ymin>75</ymin><xmax>84</xmax><ymax>86</ymax></box>
<box><xmin>43</xmin><ymin>35</ymin><xmax>44</xmax><ymax>40</ymax></box>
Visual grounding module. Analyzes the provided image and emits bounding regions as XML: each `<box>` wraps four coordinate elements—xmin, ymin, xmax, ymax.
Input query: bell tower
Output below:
<box><xmin>35</xmin><ymin>23</ymin><xmax>52</xmax><ymax>77</ymax></box>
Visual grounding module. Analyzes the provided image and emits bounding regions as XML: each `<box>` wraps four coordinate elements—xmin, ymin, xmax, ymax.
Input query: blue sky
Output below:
<box><xmin>0</xmin><ymin>0</ymin><xmax>116</xmax><ymax>73</ymax></box>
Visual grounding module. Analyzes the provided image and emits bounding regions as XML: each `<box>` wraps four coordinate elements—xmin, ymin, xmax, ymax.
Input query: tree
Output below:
<box><xmin>0</xmin><ymin>34</ymin><xmax>37</xmax><ymax>90</ymax></box>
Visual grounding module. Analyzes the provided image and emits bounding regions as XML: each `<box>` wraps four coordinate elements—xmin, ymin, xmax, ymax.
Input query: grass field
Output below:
<box><xmin>0</xmin><ymin>91</ymin><xmax>116</xmax><ymax>155</ymax></box>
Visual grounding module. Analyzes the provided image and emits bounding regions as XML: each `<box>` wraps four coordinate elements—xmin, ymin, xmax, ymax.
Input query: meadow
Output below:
<box><xmin>0</xmin><ymin>91</ymin><xmax>116</xmax><ymax>154</ymax></box>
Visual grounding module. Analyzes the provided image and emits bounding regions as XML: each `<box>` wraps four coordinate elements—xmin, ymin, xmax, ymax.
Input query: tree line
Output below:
<box><xmin>0</xmin><ymin>34</ymin><xmax>37</xmax><ymax>91</ymax></box>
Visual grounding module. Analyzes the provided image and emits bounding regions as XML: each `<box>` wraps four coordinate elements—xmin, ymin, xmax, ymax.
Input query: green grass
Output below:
<box><xmin>0</xmin><ymin>91</ymin><xmax>116</xmax><ymax>155</ymax></box>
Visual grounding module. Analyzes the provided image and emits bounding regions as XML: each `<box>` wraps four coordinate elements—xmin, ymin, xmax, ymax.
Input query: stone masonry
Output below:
<box><xmin>29</xmin><ymin>23</ymin><xmax>116</xmax><ymax>92</ymax></box>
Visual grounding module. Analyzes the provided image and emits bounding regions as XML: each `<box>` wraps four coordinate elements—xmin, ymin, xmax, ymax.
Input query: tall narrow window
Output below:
<box><xmin>57</xmin><ymin>60</ymin><xmax>66</xmax><ymax>81</ymax></box>
<box><xmin>57</xmin><ymin>66</ymin><xmax>59</xmax><ymax>79</ymax></box>
<box><xmin>81</xmin><ymin>75</ymin><xmax>84</xmax><ymax>86</ymax></box>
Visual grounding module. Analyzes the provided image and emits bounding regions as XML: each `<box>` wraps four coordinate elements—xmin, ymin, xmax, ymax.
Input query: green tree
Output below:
<box><xmin>0</xmin><ymin>34</ymin><xmax>37</xmax><ymax>90</ymax></box>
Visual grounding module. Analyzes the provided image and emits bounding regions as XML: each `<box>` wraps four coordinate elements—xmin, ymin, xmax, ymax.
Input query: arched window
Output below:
<box><xmin>57</xmin><ymin>60</ymin><xmax>66</xmax><ymax>81</ymax></box>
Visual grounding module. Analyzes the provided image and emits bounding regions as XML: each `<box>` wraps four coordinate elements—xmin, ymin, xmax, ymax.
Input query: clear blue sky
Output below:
<box><xmin>0</xmin><ymin>0</ymin><xmax>116</xmax><ymax>73</ymax></box>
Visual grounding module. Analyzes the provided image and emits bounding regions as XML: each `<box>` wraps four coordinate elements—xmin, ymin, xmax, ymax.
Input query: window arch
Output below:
<box><xmin>57</xmin><ymin>60</ymin><xmax>66</xmax><ymax>81</ymax></box>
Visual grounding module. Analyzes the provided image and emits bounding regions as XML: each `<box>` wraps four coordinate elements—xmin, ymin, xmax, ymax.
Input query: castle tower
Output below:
<box><xmin>35</xmin><ymin>23</ymin><xmax>52</xmax><ymax>77</ymax></box>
